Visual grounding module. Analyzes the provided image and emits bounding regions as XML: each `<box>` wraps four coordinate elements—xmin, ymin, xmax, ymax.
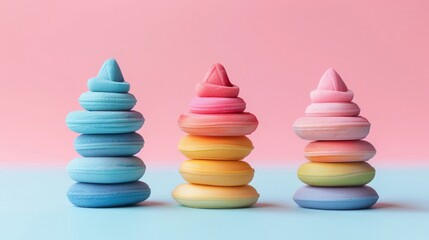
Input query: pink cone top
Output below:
<box><xmin>203</xmin><ymin>63</ymin><xmax>233</xmax><ymax>87</ymax></box>
<box><xmin>317</xmin><ymin>68</ymin><xmax>348</xmax><ymax>92</ymax></box>
<box><xmin>196</xmin><ymin>63</ymin><xmax>240</xmax><ymax>98</ymax></box>
<box><xmin>310</xmin><ymin>68</ymin><xmax>354</xmax><ymax>103</ymax></box>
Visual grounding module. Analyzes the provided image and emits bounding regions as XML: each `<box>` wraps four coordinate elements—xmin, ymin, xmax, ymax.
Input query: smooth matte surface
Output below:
<box><xmin>0</xmin><ymin>168</ymin><xmax>428</xmax><ymax>239</ymax></box>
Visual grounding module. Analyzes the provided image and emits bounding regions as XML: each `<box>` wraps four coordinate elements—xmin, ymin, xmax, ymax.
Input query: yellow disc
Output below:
<box><xmin>172</xmin><ymin>183</ymin><xmax>259</xmax><ymax>209</ymax></box>
<box><xmin>297</xmin><ymin>162</ymin><xmax>375</xmax><ymax>187</ymax></box>
<box><xmin>180</xmin><ymin>159</ymin><xmax>254</xmax><ymax>186</ymax></box>
<box><xmin>178</xmin><ymin>135</ymin><xmax>254</xmax><ymax>160</ymax></box>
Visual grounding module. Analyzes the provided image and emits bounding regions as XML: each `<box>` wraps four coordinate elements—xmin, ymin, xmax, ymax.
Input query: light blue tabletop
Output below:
<box><xmin>1</xmin><ymin>168</ymin><xmax>428</xmax><ymax>240</ymax></box>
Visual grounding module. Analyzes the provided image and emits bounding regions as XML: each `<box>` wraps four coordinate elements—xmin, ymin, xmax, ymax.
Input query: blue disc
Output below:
<box><xmin>79</xmin><ymin>92</ymin><xmax>136</xmax><ymax>111</ymax></box>
<box><xmin>96</xmin><ymin>58</ymin><xmax>125</xmax><ymax>82</ymax></box>
<box><xmin>87</xmin><ymin>77</ymin><xmax>130</xmax><ymax>93</ymax></box>
<box><xmin>67</xmin><ymin>156</ymin><xmax>146</xmax><ymax>184</ymax></box>
<box><xmin>74</xmin><ymin>133</ymin><xmax>144</xmax><ymax>157</ymax></box>
<box><xmin>293</xmin><ymin>186</ymin><xmax>379</xmax><ymax>210</ymax></box>
<box><xmin>67</xmin><ymin>181</ymin><xmax>151</xmax><ymax>208</ymax></box>
<box><xmin>66</xmin><ymin>111</ymin><xmax>144</xmax><ymax>134</ymax></box>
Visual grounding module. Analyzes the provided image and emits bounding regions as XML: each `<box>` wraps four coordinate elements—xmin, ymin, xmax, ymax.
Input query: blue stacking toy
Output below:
<box><xmin>67</xmin><ymin>181</ymin><xmax>151</xmax><ymax>208</ymax></box>
<box><xmin>293</xmin><ymin>186</ymin><xmax>379</xmax><ymax>210</ymax></box>
<box><xmin>74</xmin><ymin>133</ymin><xmax>144</xmax><ymax>157</ymax></box>
<box><xmin>66</xmin><ymin>58</ymin><xmax>150</xmax><ymax>208</ymax></box>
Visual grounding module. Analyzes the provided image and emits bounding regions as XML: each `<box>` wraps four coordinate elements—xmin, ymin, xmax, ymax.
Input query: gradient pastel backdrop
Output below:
<box><xmin>1</xmin><ymin>0</ymin><xmax>428</xmax><ymax>167</ymax></box>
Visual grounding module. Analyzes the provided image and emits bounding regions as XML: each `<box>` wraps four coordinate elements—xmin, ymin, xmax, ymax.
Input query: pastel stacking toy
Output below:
<box><xmin>65</xmin><ymin>58</ymin><xmax>150</xmax><ymax>208</ymax></box>
<box><xmin>173</xmin><ymin>63</ymin><xmax>259</xmax><ymax>208</ymax></box>
<box><xmin>292</xmin><ymin>68</ymin><xmax>379</xmax><ymax>210</ymax></box>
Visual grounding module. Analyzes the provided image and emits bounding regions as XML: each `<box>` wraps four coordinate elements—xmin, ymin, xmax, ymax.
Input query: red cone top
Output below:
<box><xmin>203</xmin><ymin>63</ymin><xmax>232</xmax><ymax>86</ymax></box>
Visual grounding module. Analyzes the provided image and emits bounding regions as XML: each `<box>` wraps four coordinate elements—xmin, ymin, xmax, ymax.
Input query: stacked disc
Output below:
<box><xmin>292</xmin><ymin>68</ymin><xmax>379</xmax><ymax>210</ymax></box>
<box><xmin>172</xmin><ymin>63</ymin><xmax>260</xmax><ymax>208</ymax></box>
<box><xmin>65</xmin><ymin>58</ymin><xmax>151</xmax><ymax>208</ymax></box>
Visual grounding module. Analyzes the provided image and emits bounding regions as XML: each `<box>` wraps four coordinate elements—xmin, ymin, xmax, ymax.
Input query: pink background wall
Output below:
<box><xmin>1</xmin><ymin>0</ymin><xmax>428</xmax><ymax>167</ymax></box>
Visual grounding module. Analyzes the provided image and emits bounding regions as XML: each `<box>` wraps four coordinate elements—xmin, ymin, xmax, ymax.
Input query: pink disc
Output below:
<box><xmin>189</xmin><ymin>97</ymin><xmax>246</xmax><ymax>114</ymax></box>
<box><xmin>196</xmin><ymin>83</ymin><xmax>240</xmax><ymax>98</ymax></box>
<box><xmin>305</xmin><ymin>102</ymin><xmax>360</xmax><ymax>117</ymax></box>
<box><xmin>304</xmin><ymin>140</ymin><xmax>376</xmax><ymax>162</ymax></box>
<box><xmin>178</xmin><ymin>112</ymin><xmax>258</xmax><ymax>136</ymax></box>
<box><xmin>310</xmin><ymin>90</ymin><xmax>354</xmax><ymax>103</ymax></box>
<box><xmin>293</xmin><ymin>116</ymin><xmax>371</xmax><ymax>141</ymax></box>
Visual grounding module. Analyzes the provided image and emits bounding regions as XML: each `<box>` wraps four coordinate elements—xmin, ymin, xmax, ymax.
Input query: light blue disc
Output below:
<box><xmin>78</xmin><ymin>92</ymin><xmax>136</xmax><ymax>111</ymax></box>
<box><xmin>67</xmin><ymin>181</ymin><xmax>151</xmax><ymax>208</ymax></box>
<box><xmin>67</xmin><ymin>156</ymin><xmax>146</xmax><ymax>184</ymax></box>
<box><xmin>66</xmin><ymin>111</ymin><xmax>144</xmax><ymax>134</ymax></box>
<box><xmin>74</xmin><ymin>133</ymin><xmax>144</xmax><ymax>157</ymax></box>
<box><xmin>87</xmin><ymin>77</ymin><xmax>130</xmax><ymax>93</ymax></box>
<box><xmin>293</xmin><ymin>186</ymin><xmax>379</xmax><ymax>210</ymax></box>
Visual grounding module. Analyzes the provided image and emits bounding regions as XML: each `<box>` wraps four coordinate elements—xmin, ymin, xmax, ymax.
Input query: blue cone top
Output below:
<box><xmin>97</xmin><ymin>58</ymin><xmax>124</xmax><ymax>82</ymax></box>
<box><xmin>88</xmin><ymin>58</ymin><xmax>130</xmax><ymax>93</ymax></box>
